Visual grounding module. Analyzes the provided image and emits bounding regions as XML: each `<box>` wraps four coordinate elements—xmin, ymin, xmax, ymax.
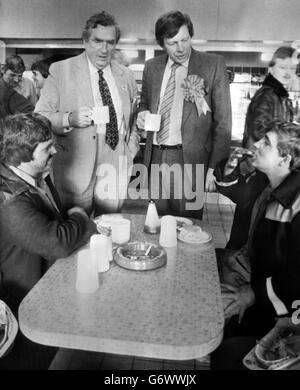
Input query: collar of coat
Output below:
<box><xmin>263</xmin><ymin>73</ymin><xmax>289</xmax><ymax>98</ymax></box>
<box><xmin>0</xmin><ymin>163</ymin><xmax>48</xmax><ymax>197</ymax></box>
<box><xmin>268</xmin><ymin>169</ymin><xmax>300</xmax><ymax>208</ymax></box>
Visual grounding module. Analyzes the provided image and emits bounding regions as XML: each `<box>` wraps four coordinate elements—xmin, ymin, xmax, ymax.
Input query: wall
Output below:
<box><xmin>0</xmin><ymin>0</ymin><xmax>218</xmax><ymax>39</ymax></box>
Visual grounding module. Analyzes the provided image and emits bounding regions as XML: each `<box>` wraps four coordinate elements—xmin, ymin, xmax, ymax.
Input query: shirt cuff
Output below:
<box><xmin>266</xmin><ymin>277</ymin><xmax>288</xmax><ymax>316</ymax></box>
<box><xmin>62</xmin><ymin>112</ymin><xmax>73</xmax><ymax>132</ymax></box>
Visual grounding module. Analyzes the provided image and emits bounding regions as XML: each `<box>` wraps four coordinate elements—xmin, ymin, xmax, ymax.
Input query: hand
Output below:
<box><xmin>224</xmin><ymin>147</ymin><xmax>254</xmax><ymax>176</ymax></box>
<box><xmin>67</xmin><ymin>206</ymin><xmax>89</xmax><ymax>218</ymax></box>
<box><xmin>205</xmin><ymin>168</ymin><xmax>216</xmax><ymax>192</ymax></box>
<box><xmin>136</xmin><ymin>110</ymin><xmax>150</xmax><ymax>130</ymax></box>
<box><xmin>221</xmin><ymin>283</ymin><xmax>255</xmax><ymax>323</ymax></box>
<box><xmin>68</xmin><ymin>107</ymin><xmax>93</xmax><ymax>128</ymax></box>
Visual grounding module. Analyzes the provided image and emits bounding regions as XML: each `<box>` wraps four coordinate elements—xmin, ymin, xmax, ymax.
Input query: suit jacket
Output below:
<box><xmin>35</xmin><ymin>52</ymin><xmax>139</xmax><ymax>201</ymax></box>
<box><xmin>140</xmin><ymin>49</ymin><xmax>232</xmax><ymax>169</ymax></box>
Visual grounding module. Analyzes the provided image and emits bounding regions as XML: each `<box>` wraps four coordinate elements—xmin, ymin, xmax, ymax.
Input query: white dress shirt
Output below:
<box><xmin>153</xmin><ymin>57</ymin><xmax>189</xmax><ymax>145</ymax></box>
<box><xmin>87</xmin><ymin>57</ymin><xmax>125</xmax><ymax>135</ymax></box>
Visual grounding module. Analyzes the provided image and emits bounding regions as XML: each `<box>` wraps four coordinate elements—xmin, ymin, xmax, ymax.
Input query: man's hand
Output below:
<box><xmin>205</xmin><ymin>168</ymin><xmax>216</xmax><ymax>192</ymax></box>
<box><xmin>221</xmin><ymin>283</ymin><xmax>255</xmax><ymax>323</ymax></box>
<box><xmin>68</xmin><ymin>107</ymin><xmax>93</xmax><ymax>128</ymax></box>
<box><xmin>224</xmin><ymin>147</ymin><xmax>254</xmax><ymax>176</ymax></box>
<box><xmin>136</xmin><ymin>110</ymin><xmax>150</xmax><ymax>130</ymax></box>
<box><xmin>67</xmin><ymin>207</ymin><xmax>89</xmax><ymax>218</ymax></box>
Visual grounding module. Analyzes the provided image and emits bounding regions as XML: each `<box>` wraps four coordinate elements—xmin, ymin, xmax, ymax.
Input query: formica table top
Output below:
<box><xmin>19</xmin><ymin>214</ymin><xmax>224</xmax><ymax>360</ymax></box>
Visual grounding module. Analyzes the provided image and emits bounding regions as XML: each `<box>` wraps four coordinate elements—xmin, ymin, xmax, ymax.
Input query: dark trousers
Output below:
<box><xmin>149</xmin><ymin>146</ymin><xmax>204</xmax><ymax>219</ymax></box>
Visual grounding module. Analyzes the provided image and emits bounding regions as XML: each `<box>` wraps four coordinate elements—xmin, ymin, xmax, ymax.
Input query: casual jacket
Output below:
<box><xmin>242</xmin><ymin>73</ymin><xmax>293</xmax><ymax>148</ymax></box>
<box><xmin>215</xmin><ymin>165</ymin><xmax>300</xmax><ymax>316</ymax></box>
<box><xmin>0</xmin><ymin>164</ymin><xmax>97</xmax><ymax>310</ymax></box>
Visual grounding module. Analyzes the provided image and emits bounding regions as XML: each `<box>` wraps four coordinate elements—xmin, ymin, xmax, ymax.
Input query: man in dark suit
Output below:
<box><xmin>137</xmin><ymin>10</ymin><xmax>232</xmax><ymax>218</ymax></box>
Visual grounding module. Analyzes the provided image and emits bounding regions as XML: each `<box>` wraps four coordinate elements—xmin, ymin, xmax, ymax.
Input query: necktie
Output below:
<box><xmin>98</xmin><ymin>69</ymin><xmax>119</xmax><ymax>150</ymax></box>
<box><xmin>157</xmin><ymin>63</ymin><xmax>180</xmax><ymax>144</ymax></box>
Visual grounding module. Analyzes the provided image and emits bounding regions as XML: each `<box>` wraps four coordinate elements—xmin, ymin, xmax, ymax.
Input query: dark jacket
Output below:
<box><xmin>242</xmin><ymin>74</ymin><xmax>293</xmax><ymax>148</ymax></box>
<box><xmin>0</xmin><ymin>78</ymin><xmax>34</xmax><ymax>119</ymax></box>
<box><xmin>216</xmin><ymin>165</ymin><xmax>300</xmax><ymax>316</ymax></box>
<box><xmin>0</xmin><ymin>164</ymin><xmax>97</xmax><ymax>310</ymax></box>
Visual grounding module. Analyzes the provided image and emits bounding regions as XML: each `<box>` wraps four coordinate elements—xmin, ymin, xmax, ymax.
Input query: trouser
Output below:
<box><xmin>148</xmin><ymin>145</ymin><xmax>204</xmax><ymax>219</ymax></box>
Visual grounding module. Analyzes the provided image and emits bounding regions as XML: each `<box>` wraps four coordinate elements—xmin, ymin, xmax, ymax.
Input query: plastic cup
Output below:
<box><xmin>75</xmin><ymin>248</ymin><xmax>99</xmax><ymax>293</ymax></box>
<box><xmin>159</xmin><ymin>215</ymin><xmax>177</xmax><ymax>247</ymax></box>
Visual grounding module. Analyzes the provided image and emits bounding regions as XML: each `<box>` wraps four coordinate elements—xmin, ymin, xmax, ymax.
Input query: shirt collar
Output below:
<box><xmin>167</xmin><ymin>56</ymin><xmax>190</xmax><ymax>69</ymax></box>
<box><xmin>9</xmin><ymin>166</ymin><xmax>48</xmax><ymax>188</ymax></box>
<box><xmin>86</xmin><ymin>54</ymin><xmax>111</xmax><ymax>76</ymax></box>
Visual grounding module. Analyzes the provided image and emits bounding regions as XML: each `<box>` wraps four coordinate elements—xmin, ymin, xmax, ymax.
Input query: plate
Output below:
<box><xmin>177</xmin><ymin>230</ymin><xmax>212</xmax><ymax>244</ymax></box>
<box><xmin>175</xmin><ymin>217</ymin><xmax>193</xmax><ymax>229</ymax></box>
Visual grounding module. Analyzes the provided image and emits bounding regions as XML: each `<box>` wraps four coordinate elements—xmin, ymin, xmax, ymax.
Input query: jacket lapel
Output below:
<box><xmin>182</xmin><ymin>49</ymin><xmax>204</xmax><ymax>127</ymax></box>
<box><xmin>73</xmin><ymin>53</ymin><xmax>94</xmax><ymax>106</ymax></box>
<box><xmin>111</xmin><ymin>61</ymin><xmax>131</xmax><ymax>127</ymax></box>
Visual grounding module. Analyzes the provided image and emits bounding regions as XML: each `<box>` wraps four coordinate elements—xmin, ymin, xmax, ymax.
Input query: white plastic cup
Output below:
<box><xmin>90</xmin><ymin>234</ymin><xmax>110</xmax><ymax>273</ymax></box>
<box><xmin>110</xmin><ymin>218</ymin><xmax>131</xmax><ymax>245</ymax></box>
<box><xmin>75</xmin><ymin>248</ymin><xmax>99</xmax><ymax>293</ymax></box>
<box><xmin>159</xmin><ymin>215</ymin><xmax>177</xmax><ymax>247</ymax></box>
<box><xmin>144</xmin><ymin>113</ymin><xmax>161</xmax><ymax>132</ymax></box>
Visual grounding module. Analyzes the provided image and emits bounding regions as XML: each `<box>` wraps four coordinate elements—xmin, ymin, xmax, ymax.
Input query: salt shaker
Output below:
<box><xmin>144</xmin><ymin>199</ymin><xmax>161</xmax><ymax>234</ymax></box>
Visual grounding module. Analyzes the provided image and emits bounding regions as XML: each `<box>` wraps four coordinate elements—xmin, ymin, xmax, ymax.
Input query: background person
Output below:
<box><xmin>2</xmin><ymin>54</ymin><xmax>37</xmax><ymax>106</ymax></box>
<box><xmin>35</xmin><ymin>11</ymin><xmax>140</xmax><ymax>216</ymax></box>
<box><xmin>31</xmin><ymin>58</ymin><xmax>52</xmax><ymax>97</ymax></box>
<box><xmin>137</xmin><ymin>10</ymin><xmax>232</xmax><ymax>219</ymax></box>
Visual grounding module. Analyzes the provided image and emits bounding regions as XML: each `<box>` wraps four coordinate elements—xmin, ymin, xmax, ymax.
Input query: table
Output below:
<box><xmin>19</xmin><ymin>214</ymin><xmax>224</xmax><ymax>360</ymax></box>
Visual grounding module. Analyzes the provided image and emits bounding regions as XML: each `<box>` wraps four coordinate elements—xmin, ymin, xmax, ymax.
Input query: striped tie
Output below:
<box><xmin>157</xmin><ymin>63</ymin><xmax>180</xmax><ymax>144</ymax></box>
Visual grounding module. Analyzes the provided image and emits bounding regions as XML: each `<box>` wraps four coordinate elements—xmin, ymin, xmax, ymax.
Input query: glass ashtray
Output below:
<box><xmin>114</xmin><ymin>241</ymin><xmax>167</xmax><ymax>270</ymax></box>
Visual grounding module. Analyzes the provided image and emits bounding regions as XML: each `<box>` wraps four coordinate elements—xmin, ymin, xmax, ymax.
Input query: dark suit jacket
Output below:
<box><xmin>0</xmin><ymin>78</ymin><xmax>34</xmax><ymax>119</ymax></box>
<box><xmin>140</xmin><ymin>49</ymin><xmax>232</xmax><ymax>169</ymax></box>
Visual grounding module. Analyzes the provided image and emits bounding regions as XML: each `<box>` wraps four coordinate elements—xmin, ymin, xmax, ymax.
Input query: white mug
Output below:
<box><xmin>110</xmin><ymin>218</ymin><xmax>131</xmax><ymax>245</ymax></box>
<box><xmin>144</xmin><ymin>113</ymin><xmax>161</xmax><ymax>132</ymax></box>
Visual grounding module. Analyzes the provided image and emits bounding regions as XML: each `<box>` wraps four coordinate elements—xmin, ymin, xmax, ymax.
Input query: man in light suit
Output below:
<box><xmin>35</xmin><ymin>11</ymin><xmax>139</xmax><ymax>216</ymax></box>
<box><xmin>137</xmin><ymin>11</ymin><xmax>232</xmax><ymax>219</ymax></box>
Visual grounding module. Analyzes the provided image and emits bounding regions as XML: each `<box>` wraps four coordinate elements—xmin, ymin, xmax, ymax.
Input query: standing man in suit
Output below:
<box><xmin>137</xmin><ymin>11</ymin><xmax>232</xmax><ymax>218</ymax></box>
<box><xmin>35</xmin><ymin>11</ymin><xmax>140</xmax><ymax>216</ymax></box>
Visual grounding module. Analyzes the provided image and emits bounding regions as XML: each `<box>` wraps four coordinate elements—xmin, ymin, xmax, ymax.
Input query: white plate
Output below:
<box><xmin>177</xmin><ymin>231</ymin><xmax>212</xmax><ymax>244</ymax></box>
<box><xmin>175</xmin><ymin>217</ymin><xmax>193</xmax><ymax>228</ymax></box>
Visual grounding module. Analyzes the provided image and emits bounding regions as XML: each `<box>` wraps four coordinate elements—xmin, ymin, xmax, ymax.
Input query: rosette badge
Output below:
<box><xmin>181</xmin><ymin>75</ymin><xmax>211</xmax><ymax>117</ymax></box>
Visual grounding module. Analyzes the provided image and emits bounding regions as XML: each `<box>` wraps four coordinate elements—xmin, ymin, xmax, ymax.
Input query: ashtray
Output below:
<box><xmin>114</xmin><ymin>241</ymin><xmax>167</xmax><ymax>271</ymax></box>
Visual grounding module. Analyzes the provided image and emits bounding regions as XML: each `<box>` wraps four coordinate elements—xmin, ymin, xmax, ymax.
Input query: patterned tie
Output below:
<box><xmin>157</xmin><ymin>63</ymin><xmax>180</xmax><ymax>144</ymax></box>
<box><xmin>98</xmin><ymin>69</ymin><xmax>119</xmax><ymax>150</ymax></box>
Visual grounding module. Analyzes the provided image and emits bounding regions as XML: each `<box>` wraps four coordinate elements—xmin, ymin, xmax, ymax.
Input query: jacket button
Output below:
<box><xmin>93</xmin><ymin>136</ymin><xmax>96</xmax><ymax>140</ymax></box>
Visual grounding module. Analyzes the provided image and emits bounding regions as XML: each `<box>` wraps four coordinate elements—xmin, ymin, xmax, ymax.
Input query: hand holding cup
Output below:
<box><xmin>224</xmin><ymin>147</ymin><xmax>254</xmax><ymax>176</ymax></box>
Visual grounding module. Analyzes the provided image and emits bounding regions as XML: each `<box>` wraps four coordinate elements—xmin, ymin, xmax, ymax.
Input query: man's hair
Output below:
<box><xmin>81</xmin><ymin>11</ymin><xmax>121</xmax><ymax>43</ymax></box>
<box><xmin>31</xmin><ymin>59</ymin><xmax>52</xmax><ymax>78</ymax></box>
<box><xmin>0</xmin><ymin>113</ymin><xmax>52</xmax><ymax>166</ymax></box>
<box><xmin>266</xmin><ymin>120</ymin><xmax>300</xmax><ymax>170</ymax></box>
<box><xmin>4</xmin><ymin>55</ymin><xmax>26</xmax><ymax>74</ymax></box>
<box><xmin>155</xmin><ymin>10</ymin><xmax>194</xmax><ymax>47</ymax></box>
<box><xmin>269</xmin><ymin>46</ymin><xmax>296</xmax><ymax>67</ymax></box>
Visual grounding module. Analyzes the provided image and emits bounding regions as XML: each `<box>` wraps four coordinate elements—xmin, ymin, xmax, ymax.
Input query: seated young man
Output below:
<box><xmin>0</xmin><ymin>113</ymin><xmax>97</xmax><ymax>369</ymax></box>
<box><xmin>214</xmin><ymin>121</ymin><xmax>300</xmax><ymax>339</ymax></box>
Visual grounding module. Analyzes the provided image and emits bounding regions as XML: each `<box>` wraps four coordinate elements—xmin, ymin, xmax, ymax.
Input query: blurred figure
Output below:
<box><xmin>0</xmin><ymin>77</ymin><xmax>33</xmax><ymax>119</ymax></box>
<box><xmin>31</xmin><ymin>58</ymin><xmax>51</xmax><ymax>97</ymax></box>
<box><xmin>2</xmin><ymin>55</ymin><xmax>37</xmax><ymax>106</ymax></box>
